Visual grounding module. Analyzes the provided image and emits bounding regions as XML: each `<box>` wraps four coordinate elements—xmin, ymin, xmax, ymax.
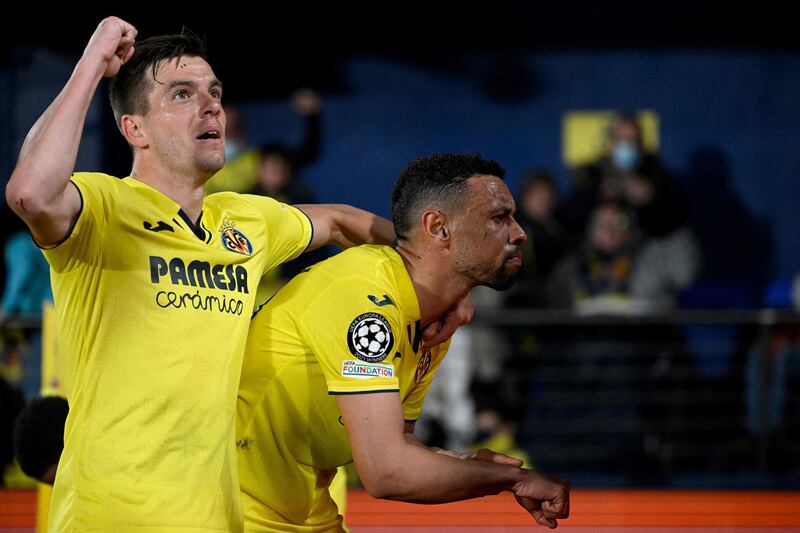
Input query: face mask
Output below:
<box><xmin>224</xmin><ymin>140</ymin><xmax>245</xmax><ymax>161</ymax></box>
<box><xmin>612</xmin><ymin>141</ymin><xmax>641</xmax><ymax>171</ymax></box>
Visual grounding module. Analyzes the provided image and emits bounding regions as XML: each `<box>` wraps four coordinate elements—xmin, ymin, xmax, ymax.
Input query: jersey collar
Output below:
<box><xmin>123</xmin><ymin>176</ymin><xmax>212</xmax><ymax>242</ymax></box>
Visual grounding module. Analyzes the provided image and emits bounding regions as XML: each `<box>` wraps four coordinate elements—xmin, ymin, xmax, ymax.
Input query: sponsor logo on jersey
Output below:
<box><xmin>347</xmin><ymin>312</ymin><xmax>394</xmax><ymax>363</ymax></box>
<box><xmin>341</xmin><ymin>360</ymin><xmax>394</xmax><ymax>379</ymax></box>
<box><xmin>149</xmin><ymin>256</ymin><xmax>248</xmax><ymax>293</ymax></box>
<box><xmin>149</xmin><ymin>256</ymin><xmax>248</xmax><ymax>315</ymax></box>
<box><xmin>415</xmin><ymin>349</ymin><xmax>433</xmax><ymax>384</ymax></box>
<box><xmin>220</xmin><ymin>221</ymin><xmax>253</xmax><ymax>256</ymax></box>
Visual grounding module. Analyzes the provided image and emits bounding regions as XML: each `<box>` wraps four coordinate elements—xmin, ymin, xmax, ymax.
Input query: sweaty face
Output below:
<box><xmin>451</xmin><ymin>175</ymin><xmax>527</xmax><ymax>290</ymax></box>
<box><xmin>140</xmin><ymin>56</ymin><xmax>226</xmax><ymax>181</ymax></box>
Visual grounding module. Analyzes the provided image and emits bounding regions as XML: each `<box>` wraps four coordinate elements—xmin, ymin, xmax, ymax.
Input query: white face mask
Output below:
<box><xmin>612</xmin><ymin>141</ymin><xmax>641</xmax><ymax>171</ymax></box>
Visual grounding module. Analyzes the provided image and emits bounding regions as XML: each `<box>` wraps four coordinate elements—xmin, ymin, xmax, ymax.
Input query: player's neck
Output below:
<box><xmin>131</xmin><ymin>161</ymin><xmax>207</xmax><ymax>221</ymax></box>
<box><xmin>396</xmin><ymin>244</ymin><xmax>472</xmax><ymax>326</ymax></box>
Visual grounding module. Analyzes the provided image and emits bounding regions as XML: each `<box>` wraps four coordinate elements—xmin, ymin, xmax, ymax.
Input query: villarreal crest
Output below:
<box><xmin>220</xmin><ymin>222</ymin><xmax>253</xmax><ymax>256</ymax></box>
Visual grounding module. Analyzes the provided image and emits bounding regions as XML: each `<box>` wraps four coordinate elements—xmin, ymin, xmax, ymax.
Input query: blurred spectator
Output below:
<box><xmin>250</xmin><ymin>141</ymin><xmax>316</xmax><ymax>204</ymax></box>
<box><xmin>247</xmin><ymin>89</ymin><xmax>322</xmax><ymax>202</ymax></box>
<box><xmin>625</xmin><ymin>173</ymin><xmax>701</xmax><ymax>309</ymax></box>
<box><xmin>205</xmin><ymin>89</ymin><xmax>322</xmax><ymax>195</ymax></box>
<box><xmin>566</xmin><ymin>112</ymin><xmax>669</xmax><ymax>237</ymax></box>
<box><xmin>203</xmin><ymin>106</ymin><xmax>261</xmax><ymax>194</ymax></box>
<box><xmin>247</xmin><ymin>90</ymin><xmax>327</xmax><ymax>304</ymax></box>
<box><xmin>551</xmin><ymin>201</ymin><xmax>637</xmax><ymax>311</ymax></box>
<box><xmin>1</xmin><ymin>229</ymin><xmax>53</xmax><ymax>400</ymax></box>
<box><xmin>470</xmin><ymin>409</ymin><xmax>531</xmax><ymax>469</ymax></box>
<box><xmin>552</xmin><ymin>201</ymin><xmax>699</xmax><ymax>312</ymax></box>
<box><xmin>505</xmin><ymin>170</ymin><xmax>570</xmax><ymax>309</ymax></box>
<box><xmin>1</xmin><ymin>232</ymin><xmax>53</xmax><ymax>318</ymax></box>
<box><xmin>537</xmin><ymin>200</ymin><xmax>699</xmax><ymax>479</ymax></box>
<box><xmin>13</xmin><ymin>396</ymin><xmax>68</xmax><ymax>485</ymax></box>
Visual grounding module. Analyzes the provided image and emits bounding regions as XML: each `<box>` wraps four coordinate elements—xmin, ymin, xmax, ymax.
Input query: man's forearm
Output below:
<box><xmin>297</xmin><ymin>203</ymin><xmax>396</xmax><ymax>250</ymax></box>
<box><xmin>339</xmin><ymin>379</ymin><xmax>568</xmax><ymax>526</ymax></box>
<box><xmin>359</xmin><ymin>440</ymin><xmax>527</xmax><ymax>503</ymax></box>
<box><xmin>329</xmin><ymin>204</ymin><xmax>395</xmax><ymax>248</ymax></box>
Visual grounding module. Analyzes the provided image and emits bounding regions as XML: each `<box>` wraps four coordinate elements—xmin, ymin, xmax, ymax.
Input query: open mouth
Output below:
<box><xmin>196</xmin><ymin>130</ymin><xmax>221</xmax><ymax>141</ymax></box>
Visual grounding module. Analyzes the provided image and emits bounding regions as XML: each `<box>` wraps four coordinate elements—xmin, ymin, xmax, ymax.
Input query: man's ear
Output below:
<box><xmin>120</xmin><ymin>114</ymin><xmax>148</xmax><ymax>149</ymax></box>
<box><xmin>421</xmin><ymin>209</ymin><xmax>450</xmax><ymax>244</ymax></box>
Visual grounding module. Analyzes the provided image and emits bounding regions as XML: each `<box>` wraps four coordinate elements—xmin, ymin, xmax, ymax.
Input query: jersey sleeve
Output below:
<box><xmin>241</xmin><ymin>194</ymin><xmax>313</xmax><ymax>272</ymax></box>
<box><xmin>299</xmin><ymin>276</ymin><xmax>403</xmax><ymax>394</ymax></box>
<box><xmin>401</xmin><ymin>340</ymin><xmax>451</xmax><ymax>422</ymax></box>
<box><xmin>40</xmin><ymin>172</ymin><xmax>118</xmax><ymax>273</ymax></box>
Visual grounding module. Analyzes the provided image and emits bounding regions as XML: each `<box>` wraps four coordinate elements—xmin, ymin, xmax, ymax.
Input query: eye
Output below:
<box><xmin>210</xmin><ymin>88</ymin><xmax>222</xmax><ymax>99</ymax></box>
<box><xmin>173</xmin><ymin>90</ymin><xmax>190</xmax><ymax>100</ymax></box>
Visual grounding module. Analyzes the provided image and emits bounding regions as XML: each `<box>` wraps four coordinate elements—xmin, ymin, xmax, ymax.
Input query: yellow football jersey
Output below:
<box><xmin>43</xmin><ymin>173</ymin><xmax>312</xmax><ymax>532</ymax></box>
<box><xmin>237</xmin><ymin>245</ymin><xmax>448</xmax><ymax>533</ymax></box>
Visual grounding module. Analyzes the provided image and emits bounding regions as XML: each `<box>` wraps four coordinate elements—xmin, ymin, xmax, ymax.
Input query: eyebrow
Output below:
<box><xmin>166</xmin><ymin>79</ymin><xmax>223</xmax><ymax>92</ymax></box>
<box><xmin>493</xmin><ymin>203</ymin><xmax>516</xmax><ymax>216</ymax></box>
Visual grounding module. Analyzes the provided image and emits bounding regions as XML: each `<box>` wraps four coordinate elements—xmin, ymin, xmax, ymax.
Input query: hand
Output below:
<box><xmin>421</xmin><ymin>293</ymin><xmax>474</xmax><ymax>348</ymax></box>
<box><xmin>469</xmin><ymin>448</ymin><xmax>524</xmax><ymax>466</ymax></box>
<box><xmin>432</xmin><ymin>447</ymin><xmax>523</xmax><ymax>466</ymax></box>
<box><xmin>83</xmin><ymin>17</ymin><xmax>138</xmax><ymax>78</ymax></box>
<box><xmin>513</xmin><ymin>470</ymin><xmax>569</xmax><ymax>529</ymax></box>
<box><xmin>290</xmin><ymin>88</ymin><xmax>322</xmax><ymax>116</ymax></box>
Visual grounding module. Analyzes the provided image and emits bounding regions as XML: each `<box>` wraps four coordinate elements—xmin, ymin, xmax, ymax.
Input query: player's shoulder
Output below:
<box><xmin>70</xmin><ymin>171</ymin><xmax>124</xmax><ymax>189</ymax></box>
<box><xmin>313</xmin><ymin>246</ymin><xmax>412</xmax><ymax>315</ymax></box>
<box><xmin>204</xmin><ymin>192</ymin><xmax>293</xmax><ymax>219</ymax></box>
<box><xmin>205</xmin><ymin>191</ymin><xmax>279</xmax><ymax>208</ymax></box>
<box><xmin>323</xmin><ymin>245</ymin><xmax>401</xmax><ymax>279</ymax></box>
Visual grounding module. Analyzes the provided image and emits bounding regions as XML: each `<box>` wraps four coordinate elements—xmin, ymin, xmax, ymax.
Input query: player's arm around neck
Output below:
<box><xmin>6</xmin><ymin>17</ymin><xmax>136</xmax><ymax>246</ymax></box>
<box><xmin>337</xmin><ymin>392</ymin><xmax>569</xmax><ymax>528</ymax></box>
<box><xmin>295</xmin><ymin>204</ymin><xmax>396</xmax><ymax>250</ymax></box>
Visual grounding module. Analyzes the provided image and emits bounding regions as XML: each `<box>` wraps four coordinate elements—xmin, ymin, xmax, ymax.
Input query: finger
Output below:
<box><xmin>117</xmin><ymin>38</ymin><xmax>135</xmax><ymax>55</ymax></box>
<box><xmin>117</xmin><ymin>20</ymin><xmax>137</xmax><ymax>40</ymax></box>
<box><xmin>118</xmin><ymin>27</ymin><xmax>137</xmax><ymax>45</ymax></box>
<box><xmin>426</xmin><ymin>319</ymin><xmax>458</xmax><ymax>347</ymax></box>
<box><xmin>121</xmin><ymin>45</ymin><xmax>135</xmax><ymax>65</ymax></box>
<box><xmin>542</xmin><ymin>498</ymin><xmax>566</xmax><ymax>519</ymax></box>
<box><xmin>421</xmin><ymin>321</ymin><xmax>442</xmax><ymax>343</ymax></box>
<box><xmin>474</xmin><ymin>448</ymin><xmax>523</xmax><ymax>466</ymax></box>
<box><xmin>114</xmin><ymin>36</ymin><xmax>135</xmax><ymax>64</ymax></box>
<box><xmin>455</xmin><ymin>293</ymin><xmax>475</xmax><ymax>322</ymax></box>
<box><xmin>532</xmin><ymin>510</ymin><xmax>556</xmax><ymax>529</ymax></box>
<box><xmin>494</xmin><ymin>455</ymin><xmax>523</xmax><ymax>466</ymax></box>
<box><xmin>555</xmin><ymin>485</ymin><xmax>570</xmax><ymax>518</ymax></box>
<box><xmin>489</xmin><ymin>452</ymin><xmax>523</xmax><ymax>466</ymax></box>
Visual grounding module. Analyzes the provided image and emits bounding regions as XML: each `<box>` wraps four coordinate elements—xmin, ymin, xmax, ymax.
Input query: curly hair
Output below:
<box><xmin>391</xmin><ymin>153</ymin><xmax>505</xmax><ymax>240</ymax></box>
